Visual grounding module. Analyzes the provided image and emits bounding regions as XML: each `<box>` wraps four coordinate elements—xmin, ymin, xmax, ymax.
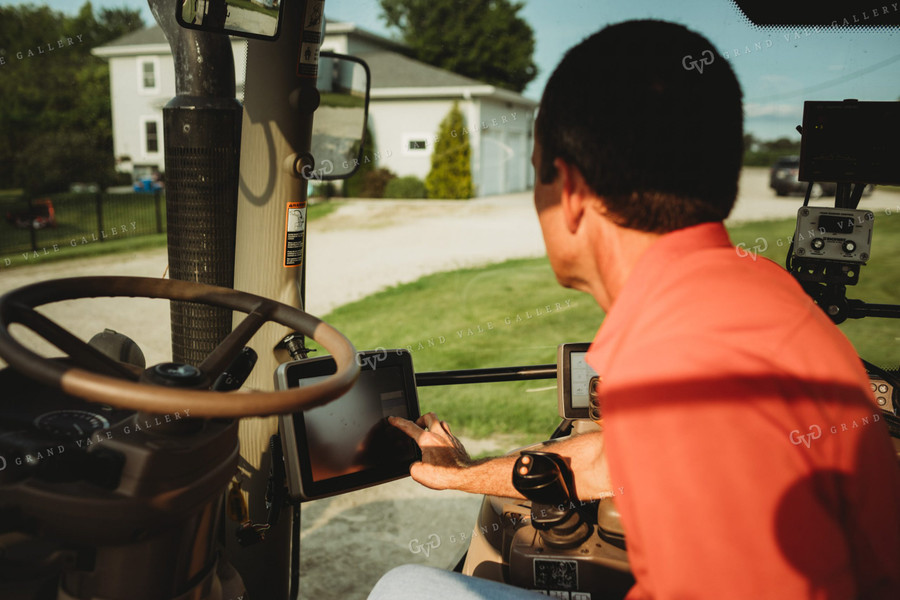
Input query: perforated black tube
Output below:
<box><xmin>151</xmin><ymin>0</ymin><xmax>243</xmax><ymax>366</ymax></box>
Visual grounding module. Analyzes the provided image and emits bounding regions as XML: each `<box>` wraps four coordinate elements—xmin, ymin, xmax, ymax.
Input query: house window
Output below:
<box><xmin>138</xmin><ymin>57</ymin><xmax>160</xmax><ymax>94</ymax></box>
<box><xmin>140</xmin><ymin>116</ymin><xmax>162</xmax><ymax>156</ymax></box>
<box><xmin>145</xmin><ymin>121</ymin><xmax>159</xmax><ymax>154</ymax></box>
<box><xmin>402</xmin><ymin>133</ymin><xmax>431</xmax><ymax>156</ymax></box>
<box><xmin>142</xmin><ymin>62</ymin><xmax>155</xmax><ymax>88</ymax></box>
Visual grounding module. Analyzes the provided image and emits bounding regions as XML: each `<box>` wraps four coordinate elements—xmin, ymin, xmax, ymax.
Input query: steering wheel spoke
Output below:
<box><xmin>6</xmin><ymin>301</ymin><xmax>142</xmax><ymax>381</ymax></box>
<box><xmin>198</xmin><ymin>303</ymin><xmax>271</xmax><ymax>380</ymax></box>
<box><xmin>0</xmin><ymin>276</ymin><xmax>359</xmax><ymax>418</ymax></box>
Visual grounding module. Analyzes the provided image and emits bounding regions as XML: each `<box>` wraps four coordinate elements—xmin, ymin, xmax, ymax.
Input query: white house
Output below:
<box><xmin>93</xmin><ymin>21</ymin><xmax>537</xmax><ymax>197</ymax></box>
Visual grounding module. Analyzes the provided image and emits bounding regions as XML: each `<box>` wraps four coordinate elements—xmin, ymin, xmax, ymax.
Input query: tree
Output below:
<box><xmin>426</xmin><ymin>102</ymin><xmax>473</xmax><ymax>199</ymax></box>
<box><xmin>17</xmin><ymin>132</ymin><xmax>114</xmax><ymax>195</ymax></box>
<box><xmin>0</xmin><ymin>2</ymin><xmax>143</xmax><ymax>192</ymax></box>
<box><xmin>742</xmin><ymin>136</ymin><xmax>802</xmax><ymax>167</ymax></box>
<box><xmin>764</xmin><ymin>137</ymin><xmax>800</xmax><ymax>152</ymax></box>
<box><xmin>742</xmin><ymin>133</ymin><xmax>757</xmax><ymax>153</ymax></box>
<box><xmin>379</xmin><ymin>0</ymin><xmax>537</xmax><ymax>93</ymax></box>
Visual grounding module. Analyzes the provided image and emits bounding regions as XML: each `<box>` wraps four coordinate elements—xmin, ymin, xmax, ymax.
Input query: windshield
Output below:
<box><xmin>0</xmin><ymin>2</ymin><xmax>897</xmax><ymax>599</ymax></box>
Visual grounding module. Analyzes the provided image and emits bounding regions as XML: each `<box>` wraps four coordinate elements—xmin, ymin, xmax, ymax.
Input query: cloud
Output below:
<box><xmin>745</xmin><ymin>103</ymin><xmax>803</xmax><ymax>119</ymax></box>
<box><xmin>758</xmin><ymin>74</ymin><xmax>795</xmax><ymax>85</ymax></box>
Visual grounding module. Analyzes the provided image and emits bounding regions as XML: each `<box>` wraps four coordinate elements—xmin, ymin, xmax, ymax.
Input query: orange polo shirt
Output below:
<box><xmin>586</xmin><ymin>222</ymin><xmax>900</xmax><ymax>599</ymax></box>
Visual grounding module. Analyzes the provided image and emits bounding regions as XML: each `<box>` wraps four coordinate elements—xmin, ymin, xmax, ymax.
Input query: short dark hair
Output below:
<box><xmin>536</xmin><ymin>20</ymin><xmax>744</xmax><ymax>233</ymax></box>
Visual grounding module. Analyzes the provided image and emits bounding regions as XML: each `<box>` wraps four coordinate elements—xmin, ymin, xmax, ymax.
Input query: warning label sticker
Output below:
<box><xmin>283</xmin><ymin>200</ymin><xmax>307</xmax><ymax>268</ymax></box>
<box><xmin>297</xmin><ymin>0</ymin><xmax>325</xmax><ymax>78</ymax></box>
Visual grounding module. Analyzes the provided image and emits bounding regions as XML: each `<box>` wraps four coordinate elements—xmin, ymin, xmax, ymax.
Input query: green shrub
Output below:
<box><xmin>360</xmin><ymin>168</ymin><xmax>397</xmax><ymax>198</ymax></box>
<box><xmin>425</xmin><ymin>102</ymin><xmax>474</xmax><ymax>199</ymax></box>
<box><xmin>343</xmin><ymin>123</ymin><xmax>377</xmax><ymax>197</ymax></box>
<box><xmin>310</xmin><ymin>181</ymin><xmax>337</xmax><ymax>199</ymax></box>
<box><xmin>384</xmin><ymin>175</ymin><xmax>427</xmax><ymax>199</ymax></box>
<box><xmin>112</xmin><ymin>171</ymin><xmax>134</xmax><ymax>187</ymax></box>
<box><xmin>744</xmin><ymin>150</ymin><xmax>796</xmax><ymax>168</ymax></box>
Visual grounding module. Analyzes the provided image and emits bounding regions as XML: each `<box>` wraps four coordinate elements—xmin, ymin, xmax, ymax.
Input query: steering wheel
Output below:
<box><xmin>0</xmin><ymin>276</ymin><xmax>359</xmax><ymax>418</ymax></box>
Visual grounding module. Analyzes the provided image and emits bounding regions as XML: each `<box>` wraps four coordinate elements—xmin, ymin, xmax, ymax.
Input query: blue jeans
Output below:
<box><xmin>368</xmin><ymin>565</ymin><xmax>548</xmax><ymax>600</ymax></box>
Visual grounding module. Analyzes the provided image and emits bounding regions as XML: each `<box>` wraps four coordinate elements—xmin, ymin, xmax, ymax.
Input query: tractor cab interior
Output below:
<box><xmin>0</xmin><ymin>1</ymin><xmax>899</xmax><ymax>599</ymax></box>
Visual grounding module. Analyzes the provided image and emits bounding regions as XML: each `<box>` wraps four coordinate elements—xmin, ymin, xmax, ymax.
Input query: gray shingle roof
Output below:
<box><xmin>355</xmin><ymin>51</ymin><xmax>484</xmax><ymax>88</ymax></box>
<box><xmin>102</xmin><ymin>26</ymin><xmax>167</xmax><ymax>47</ymax></box>
<box><xmin>97</xmin><ymin>24</ymin><xmax>534</xmax><ymax>102</ymax></box>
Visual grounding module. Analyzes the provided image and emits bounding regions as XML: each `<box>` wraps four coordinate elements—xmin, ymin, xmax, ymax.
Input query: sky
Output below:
<box><xmin>3</xmin><ymin>0</ymin><xmax>899</xmax><ymax>140</ymax></box>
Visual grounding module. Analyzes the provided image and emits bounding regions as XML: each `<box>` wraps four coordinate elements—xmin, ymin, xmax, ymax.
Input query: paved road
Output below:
<box><xmin>1</xmin><ymin>168</ymin><xmax>898</xmax><ymax>597</ymax></box>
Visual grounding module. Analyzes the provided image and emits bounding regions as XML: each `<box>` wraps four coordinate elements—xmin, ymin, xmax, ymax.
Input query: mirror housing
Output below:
<box><xmin>174</xmin><ymin>5</ymin><xmax>369</xmax><ymax>181</ymax></box>
<box><xmin>310</xmin><ymin>52</ymin><xmax>371</xmax><ymax>181</ymax></box>
<box><xmin>176</xmin><ymin>0</ymin><xmax>285</xmax><ymax>40</ymax></box>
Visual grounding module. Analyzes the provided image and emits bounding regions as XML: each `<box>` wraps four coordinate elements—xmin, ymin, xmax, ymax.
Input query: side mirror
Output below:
<box><xmin>174</xmin><ymin>5</ymin><xmax>369</xmax><ymax>181</ymax></box>
<box><xmin>176</xmin><ymin>0</ymin><xmax>286</xmax><ymax>40</ymax></box>
<box><xmin>310</xmin><ymin>52</ymin><xmax>371</xmax><ymax>181</ymax></box>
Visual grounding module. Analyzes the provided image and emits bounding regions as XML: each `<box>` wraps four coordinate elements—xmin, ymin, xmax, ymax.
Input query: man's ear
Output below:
<box><xmin>555</xmin><ymin>158</ymin><xmax>589</xmax><ymax>234</ymax></box>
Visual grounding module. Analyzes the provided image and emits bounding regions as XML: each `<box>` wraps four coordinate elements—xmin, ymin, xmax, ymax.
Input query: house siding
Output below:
<box><xmin>367</xmin><ymin>97</ymin><xmax>478</xmax><ymax>182</ymax></box>
<box><xmin>106</xmin><ymin>40</ymin><xmax>246</xmax><ymax>175</ymax></box>
<box><xmin>110</xmin><ymin>53</ymin><xmax>174</xmax><ymax>172</ymax></box>
<box><xmin>97</xmin><ymin>26</ymin><xmax>536</xmax><ymax>196</ymax></box>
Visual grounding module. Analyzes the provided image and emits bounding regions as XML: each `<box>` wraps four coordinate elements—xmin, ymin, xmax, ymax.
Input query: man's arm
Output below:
<box><xmin>390</xmin><ymin>413</ymin><xmax>613</xmax><ymax>500</ymax></box>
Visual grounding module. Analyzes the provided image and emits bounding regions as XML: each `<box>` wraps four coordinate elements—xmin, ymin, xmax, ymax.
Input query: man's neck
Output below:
<box><xmin>589</xmin><ymin>218</ymin><xmax>663</xmax><ymax>312</ymax></box>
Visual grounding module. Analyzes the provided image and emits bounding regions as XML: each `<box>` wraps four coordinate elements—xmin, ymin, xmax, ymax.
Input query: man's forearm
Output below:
<box><xmin>442</xmin><ymin>431</ymin><xmax>613</xmax><ymax>500</ymax></box>
<box><xmin>442</xmin><ymin>454</ymin><xmax>523</xmax><ymax>498</ymax></box>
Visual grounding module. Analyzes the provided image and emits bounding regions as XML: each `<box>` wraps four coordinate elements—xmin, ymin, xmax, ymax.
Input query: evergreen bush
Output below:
<box><xmin>425</xmin><ymin>103</ymin><xmax>474</xmax><ymax>199</ymax></box>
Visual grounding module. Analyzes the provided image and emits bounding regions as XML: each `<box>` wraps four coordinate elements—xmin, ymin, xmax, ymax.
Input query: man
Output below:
<box><xmin>370</xmin><ymin>20</ymin><xmax>900</xmax><ymax>599</ymax></box>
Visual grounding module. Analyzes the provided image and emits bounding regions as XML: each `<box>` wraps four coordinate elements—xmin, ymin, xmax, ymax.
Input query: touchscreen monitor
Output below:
<box><xmin>557</xmin><ymin>343</ymin><xmax>600</xmax><ymax>420</ymax></box>
<box><xmin>277</xmin><ymin>349</ymin><xmax>421</xmax><ymax>501</ymax></box>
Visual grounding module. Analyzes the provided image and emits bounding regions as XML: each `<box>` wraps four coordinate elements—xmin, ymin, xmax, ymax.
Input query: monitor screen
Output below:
<box><xmin>557</xmin><ymin>343</ymin><xmax>600</xmax><ymax>420</ymax></box>
<box><xmin>277</xmin><ymin>350</ymin><xmax>420</xmax><ymax>500</ymax></box>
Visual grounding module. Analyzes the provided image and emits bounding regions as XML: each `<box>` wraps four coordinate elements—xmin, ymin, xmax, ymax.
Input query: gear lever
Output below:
<box><xmin>512</xmin><ymin>450</ymin><xmax>592</xmax><ymax>548</ymax></box>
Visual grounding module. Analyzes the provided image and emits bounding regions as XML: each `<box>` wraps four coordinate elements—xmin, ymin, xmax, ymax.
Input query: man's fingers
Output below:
<box><xmin>417</xmin><ymin>412</ymin><xmax>441</xmax><ymax>430</ymax></box>
<box><xmin>417</xmin><ymin>413</ymin><xmax>455</xmax><ymax>436</ymax></box>
<box><xmin>390</xmin><ymin>414</ymin><xmax>459</xmax><ymax>450</ymax></box>
<box><xmin>388</xmin><ymin>416</ymin><xmax>424</xmax><ymax>441</ymax></box>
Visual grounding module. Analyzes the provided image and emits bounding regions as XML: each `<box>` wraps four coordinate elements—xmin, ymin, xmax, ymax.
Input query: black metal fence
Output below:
<box><xmin>0</xmin><ymin>190</ymin><xmax>166</xmax><ymax>267</ymax></box>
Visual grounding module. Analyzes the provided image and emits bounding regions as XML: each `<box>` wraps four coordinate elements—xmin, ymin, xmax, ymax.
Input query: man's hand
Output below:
<box><xmin>391</xmin><ymin>413</ymin><xmax>612</xmax><ymax>500</ymax></box>
<box><xmin>389</xmin><ymin>412</ymin><xmax>474</xmax><ymax>490</ymax></box>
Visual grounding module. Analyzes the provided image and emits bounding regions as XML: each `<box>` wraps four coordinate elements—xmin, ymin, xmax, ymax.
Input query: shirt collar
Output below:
<box><xmin>587</xmin><ymin>222</ymin><xmax>733</xmax><ymax>371</ymax></box>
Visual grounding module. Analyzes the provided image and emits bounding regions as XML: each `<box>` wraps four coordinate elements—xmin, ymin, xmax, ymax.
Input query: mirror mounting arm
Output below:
<box><xmin>150</xmin><ymin>0</ymin><xmax>236</xmax><ymax>99</ymax></box>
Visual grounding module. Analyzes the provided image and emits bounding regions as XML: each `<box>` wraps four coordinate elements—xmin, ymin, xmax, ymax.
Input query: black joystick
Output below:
<box><xmin>512</xmin><ymin>451</ymin><xmax>591</xmax><ymax>548</ymax></box>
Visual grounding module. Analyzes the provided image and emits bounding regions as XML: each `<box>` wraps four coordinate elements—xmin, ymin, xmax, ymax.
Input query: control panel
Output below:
<box><xmin>869</xmin><ymin>374</ymin><xmax>896</xmax><ymax>415</ymax></box>
<box><xmin>793</xmin><ymin>207</ymin><xmax>874</xmax><ymax>264</ymax></box>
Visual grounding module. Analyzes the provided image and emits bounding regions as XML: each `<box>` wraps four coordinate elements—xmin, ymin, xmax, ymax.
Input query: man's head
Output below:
<box><xmin>534</xmin><ymin>20</ymin><xmax>744</xmax><ymax>232</ymax></box>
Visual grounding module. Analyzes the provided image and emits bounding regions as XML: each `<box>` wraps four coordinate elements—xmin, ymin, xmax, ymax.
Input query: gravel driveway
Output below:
<box><xmin>1</xmin><ymin>167</ymin><xmax>898</xmax><ymax>598</ymax></box>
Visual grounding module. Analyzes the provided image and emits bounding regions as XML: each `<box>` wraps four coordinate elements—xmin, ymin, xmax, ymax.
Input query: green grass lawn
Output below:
<box><xmin>307</xmin><ymin>199</ymin><xmax>341</xmax><ymax>220</ymax></box>
<box><xmin>3</xmin><ymin>189</ymin><xmax>896</xmax><ymax>442</ymax></box>
<box><xmin>319</xmin><ymin>92</ymin><xmax>367</xmax><ymax>109</ymax></box>
<box><xmin>1</xmin><ymin>198</ymin><xmax>337</xmax><ymax>270</ymax></box>
<box><xmin>1</xmin><ymin>192</ymin><xmax>166</xmax><ymax>268</ymax></box>
<box><xmin>728</xmin><ymin>213</ymin><xmax>900</xmax><ymax>370</ymax></box>
<box><xmin>308</xmin><ymin>258</ymin><xmax>605</xmax><ymax>441</ymax></box>
<box><xmin>310</xmin><ymin>214</ymin><xmax>900</xmax><ymax>442</ymax></box>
